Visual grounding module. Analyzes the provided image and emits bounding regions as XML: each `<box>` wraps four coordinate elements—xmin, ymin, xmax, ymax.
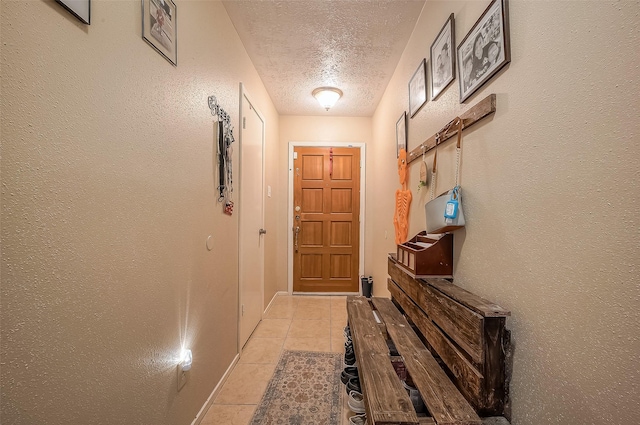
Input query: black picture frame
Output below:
<box><xmin>408</xmin><ymin>59</ymin><xmax>428</xmax><ymax>118</ymax></box>
<box><xmin>142</xmin><ymin>0</ymin><xmax>178</xmax><ymax>66</ymax></box>
<box><xmin>430</xmin><ymin>14</ymin><xmax>455</xmax><ymax>101</ymax></box>
<box><xmin>396</xmin><ymin>112</ymin><xmax>407</xmax><ymax>158</ymax></box>
<box><xmin>457</xmin><ymin>0</ymin><xmax>510</xmax><ymax>103</ymax></box>
<box><xmin>56</xmin><ymin>0</ymin><xmax>90</xmax><ymax>25</ymax></box>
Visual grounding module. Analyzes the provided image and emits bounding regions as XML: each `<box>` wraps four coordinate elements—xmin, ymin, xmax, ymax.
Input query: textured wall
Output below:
<box><xmin>370</xmin><ymin>1</ymin><xmax>640</xmax><ymax>423</ymax></box>
<box><xmin>278</xmin><ymin>115</ymin><xmax>374</xmax><ymax>289</ymax></box>
<box><xmin>1</xmin><ymin>1</ymin><xmax>278</xmax><ymax>424</ymax></box>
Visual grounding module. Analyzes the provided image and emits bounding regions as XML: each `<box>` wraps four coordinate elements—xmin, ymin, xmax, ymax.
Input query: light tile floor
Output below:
<box><xmin>201</xmin><ymin>294</ymin><xmax>353</xmax><ymax>425</ymax></box>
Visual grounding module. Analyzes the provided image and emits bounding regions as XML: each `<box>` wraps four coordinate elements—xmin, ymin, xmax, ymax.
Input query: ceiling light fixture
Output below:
<box><xmin>312</xmin><ymin>87</ymin><xmax>343</xmax><ymax>111</ymax></box>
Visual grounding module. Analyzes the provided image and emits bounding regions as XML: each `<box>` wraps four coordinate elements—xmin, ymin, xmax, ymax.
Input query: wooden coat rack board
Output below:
<box><xmin>407</xmin><ymin>93</ymin><xmax>496</xmax><ymax>166</ymax></box>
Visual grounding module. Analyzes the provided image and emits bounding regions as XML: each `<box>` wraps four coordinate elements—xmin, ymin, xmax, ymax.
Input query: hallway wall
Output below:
<box><xmin>278</xmin><ymin>116</ymin><xmax>373</xmax><ymax>293</ymax></box>
<box><xmin>1</xmin><ymin>1</ymin><xmax>278</xmax><ymax>424</ymax></box>
<box><xmin>370</xmin><ymin>1</ymin><xmax>639</xmax><ymax>423</ymax></box>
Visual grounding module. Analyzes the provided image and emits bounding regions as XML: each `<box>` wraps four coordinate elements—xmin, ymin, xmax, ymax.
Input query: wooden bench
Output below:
<box><xmin>345</xmin><ymin>255</ymin><xmax>511</xmax><ymax>425</ymax></box>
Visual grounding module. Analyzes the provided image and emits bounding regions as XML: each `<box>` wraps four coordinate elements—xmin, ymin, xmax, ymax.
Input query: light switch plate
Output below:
<box><xmin>267</xmin><ymin>185</ymin><xmax>272</xmax><ymax>197</ymax></box>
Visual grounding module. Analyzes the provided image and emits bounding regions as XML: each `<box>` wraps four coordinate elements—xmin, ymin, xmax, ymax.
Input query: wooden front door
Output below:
<box><xmin>293</xmin><ymin>146</ymin><xmax>360</xmax><ymax>293</ymax></box>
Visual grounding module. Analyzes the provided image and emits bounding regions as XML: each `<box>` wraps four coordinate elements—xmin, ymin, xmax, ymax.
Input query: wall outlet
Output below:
<box><xmin>267</xmin><ymin>185</ymin><xmax>272</xmax><ymax>198</ymax></box>
<box><xmin>177</xmin><ymin>365</ymin><xmax>188</xmax><ymax>391</ymax></box>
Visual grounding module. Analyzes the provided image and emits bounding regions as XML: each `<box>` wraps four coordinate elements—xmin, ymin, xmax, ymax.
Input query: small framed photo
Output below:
<box><xmin>142</xmin><ymin>0</ymin><xmax>178</xmax><ymax>66</ymax></box>
<box><xmin>408</xmin><ymin>59</ymin><xmax>428</xmax><ymax>118</ymax></box>
<box><xmin>56</xmin><ymin>0</ymin><xmax>90</xmax><ymax>25</ymax></box>
<box><xmin>430</xmin><ymin>14</ymin><xmax>455</xmax><ymax>100</ymax></box>
<box><xmin>457</xmin><ymin>0</ymin><xmax>510</xmax><ymax>103</ymax></box>
<box><xmin>396</xmin><ymin>112</ymin><xmax>407</xmax><ymax>158</ymax></box>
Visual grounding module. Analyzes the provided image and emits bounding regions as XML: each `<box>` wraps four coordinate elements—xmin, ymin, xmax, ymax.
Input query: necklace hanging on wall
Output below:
<box><xmin>208</xmin><ymin>95</ymin><xmax>235</xmax><ymax>215</ymax></box>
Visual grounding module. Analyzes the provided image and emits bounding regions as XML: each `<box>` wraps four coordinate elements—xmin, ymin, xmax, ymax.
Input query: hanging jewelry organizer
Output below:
<box><xmin>208</xmin><ymin>95</ymin><xmax>235</xmax><ymax>215</ymax></box>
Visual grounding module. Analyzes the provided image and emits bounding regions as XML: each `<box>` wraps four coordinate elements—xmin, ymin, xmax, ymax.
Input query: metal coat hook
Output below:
<box><xmin>405</xmin><ymin>94</ymin><xmax>496</xmax><ymax>166</ymax></box>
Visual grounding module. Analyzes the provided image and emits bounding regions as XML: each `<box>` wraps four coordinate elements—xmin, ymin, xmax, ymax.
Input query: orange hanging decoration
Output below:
<box><xmin>393</xmin><ymin>149</ymin><xmax>412</xmax><ymax>244</ymax></box>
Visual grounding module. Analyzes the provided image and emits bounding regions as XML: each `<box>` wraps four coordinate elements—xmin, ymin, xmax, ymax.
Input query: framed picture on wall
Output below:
<box><xmin>430</xmin><ymin>14</ymin><xmax>455</xmax><ymax>100</ymax></box>
<box><xmin>142</xmin><ymin>0</ymin><xmax>178</xmax><ymax>66</ymax></box>
<box><xmin>396</xmin><ymin>111</ymin><xmax>407</xmax><ymax>158</ymax></box>
<box><xmin>56</xmin><ymin>0</ymin><xmax>90</xmax><ymax>24</ymax></box>
<box><xmin>457</xmin><ymin>0</ymin><xmax>510</xmax><ymax>103</ymax></box>
<box><xmin>408</xmin><ymin>59</ymin><xmax>428</xmax><ymax>117</ymax></box>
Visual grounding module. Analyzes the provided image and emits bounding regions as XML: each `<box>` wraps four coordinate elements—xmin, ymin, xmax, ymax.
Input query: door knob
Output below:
<box><xmin>259</xmin><ymin>229</ymin><xmax>267</xmax><ymax>235</ymax></box>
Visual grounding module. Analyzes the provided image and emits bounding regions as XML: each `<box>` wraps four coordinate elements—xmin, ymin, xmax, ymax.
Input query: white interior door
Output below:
<box><xmin>239</xmin><ymin>85</ymin><xmax>265</xmax><ymax>349</ymax></box>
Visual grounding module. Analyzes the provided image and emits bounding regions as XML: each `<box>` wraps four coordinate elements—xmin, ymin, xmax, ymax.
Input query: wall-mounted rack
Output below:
<box><xmin>208</xmin><ymin>95</ymin><xmax>235</xmax><ymax>212</ymax></box>
<box><xmin>407</xmin><ymin>94</ymin><xmax>496</xmax><ymax>166</ymax></box>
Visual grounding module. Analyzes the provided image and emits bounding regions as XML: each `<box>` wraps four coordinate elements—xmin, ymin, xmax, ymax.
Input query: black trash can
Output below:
<box><xmin>361</xmin><ymin>276</ymin><xmax>373</xmax><ymax>298</ymax></box>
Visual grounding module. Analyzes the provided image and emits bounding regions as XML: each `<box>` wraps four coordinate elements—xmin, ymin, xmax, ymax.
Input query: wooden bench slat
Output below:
<box><xmin>388</xmin><ymin>279</ymin><xmax>486</xmax><ymax>412</ymax></box>
<box><xmin>389</xmin><ymin>257</ymin><xmax>485</xmax><ymax>364</ymax></box>
<box><xmin>388</xmin><ymin>255</ymin><xmax>510</xmax><ymax>318</ymax></box>
<box><xmin>479</xmin><ymin>318</ymin><xmax>508</xmax><ymax>415</ymax></box>
<box><xmin>347</xmin><ymin>296</ymin><xmax>419</xmax><ymax>425</ymax></box>
<box><xmin>373</xmin><ymin>297</ymin><xmax>482</xmax><ymax>425</ymax></box>
<box><xmin>388</xmin><ymin>257</ymin><xmax>421</xmax><ymax>303</ymax></box>
<box><xmin>425</xmin><ymin>279</ymin><xmax>510</xmax><ymax>318</ymax></box>
<box><xmin>419</xmin><ymin>281</ymin><xmax>484</xmax><ymax>364</ymax></box>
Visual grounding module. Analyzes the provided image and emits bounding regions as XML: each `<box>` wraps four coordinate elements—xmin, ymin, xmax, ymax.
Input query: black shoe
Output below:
<box><xmin>344</xmin><ymin>354</ymin><xmax>356</xmax><ymax>366</ymax></box>
<box><xmin>341</xmin><ymin>366</ymin><xmax>359</xmax><ymax>385</ymax></box>
<box><xmin>347</xmin><ymin>376</ymin><xmax>361</xmax><ymax>394</ymax></box>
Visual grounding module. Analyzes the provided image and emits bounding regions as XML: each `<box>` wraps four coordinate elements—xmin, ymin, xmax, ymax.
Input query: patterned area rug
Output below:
<box><xmin>249</xmin><ymin>350</ymin><xmax>344</xmax><ymax>425</ymax></box>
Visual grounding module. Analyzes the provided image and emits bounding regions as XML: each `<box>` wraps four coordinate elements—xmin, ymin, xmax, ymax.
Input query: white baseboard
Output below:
<box><xmin>190</xmin><ymin>353</ymin><xmax>240</xmax><ymax>425</ymax></box>
<box><xmin>264</xmin><ymin>291</ymin><xmax>289</xmax><ymax>314</ymax></box>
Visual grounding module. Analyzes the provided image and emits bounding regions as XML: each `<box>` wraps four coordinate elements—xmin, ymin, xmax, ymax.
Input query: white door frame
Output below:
<box><xmin>287</xmin><ymin>141</ymin><xmax>366</xmax><ymax>295</ymax></box>
<box><xmin>238</xmin><ymin>82</ymin><xmax>266</xmax><ymax>351</ymax></box>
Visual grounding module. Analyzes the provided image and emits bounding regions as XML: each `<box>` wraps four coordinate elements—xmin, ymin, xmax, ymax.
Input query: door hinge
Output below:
<box><xmin>242</xmin><ymin>117</ymin><xmax>246</xmax><ymax>129</ymax></box>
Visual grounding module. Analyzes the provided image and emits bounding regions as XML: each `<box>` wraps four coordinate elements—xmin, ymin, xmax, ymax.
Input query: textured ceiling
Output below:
<box><xmin>223</xmin><ymin>0</ymin><xmax>426</xmax><ymax>116</ymax></box>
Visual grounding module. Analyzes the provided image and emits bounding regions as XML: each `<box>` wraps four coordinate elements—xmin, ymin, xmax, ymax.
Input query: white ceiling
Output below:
<box><xmin>222</xmin><ymin>0</ymin><xmax>426</xmax><ymax>116</ymax></box>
